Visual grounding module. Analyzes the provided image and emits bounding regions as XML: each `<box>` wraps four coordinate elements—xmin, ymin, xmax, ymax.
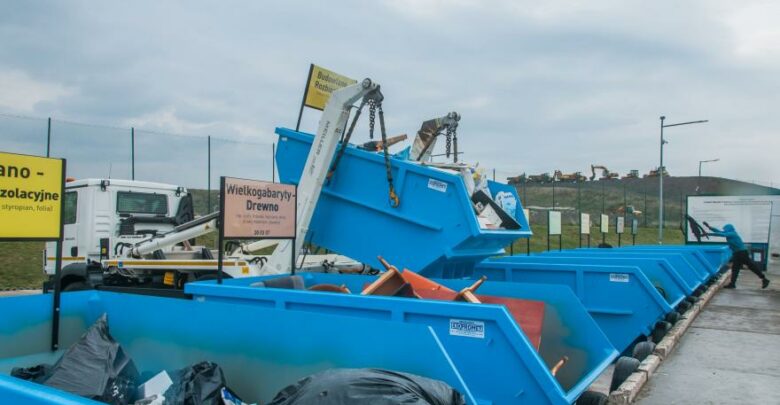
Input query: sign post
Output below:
<box><xmin>218</xmin><ymin>177</ymin><xmax>297</xmax><ymax>282</ymax></box>
<box><xmin>0</xmin><ymin>151</ymin><xmax>65</xmax><ymax>350</ymax></box>
<box><xmin>524</xmin><ymin>208</ymin><xmax>531</xmax><ymax>256</ymax></box>
<box><xmin>295</xmin><ymin>64</ymin><xmax>357</xmax><ymax>131</ymax></box>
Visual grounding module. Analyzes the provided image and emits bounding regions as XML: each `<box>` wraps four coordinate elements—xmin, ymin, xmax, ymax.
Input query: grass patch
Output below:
<box><xmin>0</xmin><ymin>242</ymin><xmax>46</xmax><ymax>290</ymax></box>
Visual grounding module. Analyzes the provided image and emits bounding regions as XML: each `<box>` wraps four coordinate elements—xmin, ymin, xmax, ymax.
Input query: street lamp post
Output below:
<box><xmin>658</xmin><ymin>116</ymin><xmax>708</xmax><ymax>244</ymax></box>
<box><xmin>698</xmin><ymin>158</ymin><xmax>719</xmax><ymax>177</ymax></box>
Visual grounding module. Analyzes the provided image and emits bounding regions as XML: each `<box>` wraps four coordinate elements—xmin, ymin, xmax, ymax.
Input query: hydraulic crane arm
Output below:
<box><xmin>262</xmin><ymin>78</ymin><xmax>382</xmax><ymax>275</ymax></box>
<box><xmin>128</xmin><ymin>212</ymin><xmax>219</xmax><ymax>257</ymax></box>
<box><xmin>411</xmin><ymin>112</ymin><xmax>461</xmax><ymax>162</ymax></box>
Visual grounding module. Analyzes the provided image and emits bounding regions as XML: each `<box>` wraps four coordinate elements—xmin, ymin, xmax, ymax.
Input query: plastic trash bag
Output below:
<box><xmin>43</xmin><ymin>313</ymin><xmax>139</xmax><ymax>405</ymax></box>
<box><xmin>162</xmin><ymin>361</ymin><xmax>227</xmax><ymax>405</ymax></box>
<box><xmin>268</xmin><ymin>368</ymin><xmax>466</xmax><ymax>405</ymax></box>
<box><xmin>10</xmin><ymin>364</ymin><xmax>52</xmax><ymax>383</ymax></box>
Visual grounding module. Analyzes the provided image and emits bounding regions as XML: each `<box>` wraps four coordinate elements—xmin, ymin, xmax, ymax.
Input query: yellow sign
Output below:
<box><xmin>303</xmin><ymin>64</ymin><xmax>357</xmax><ymax>110</ymax></box>
<box><xmin>0</xmin><ymin>151</ymin><xmax>64</xmax><ymax>240</ymax></box>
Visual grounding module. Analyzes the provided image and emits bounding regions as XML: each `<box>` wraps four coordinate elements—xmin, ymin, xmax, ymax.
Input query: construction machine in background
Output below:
<box><xmin>507</xmin><ymin>172</ymin><xmax>552</xmax><ymax>184</ymax></box>
<box><xmin>589</xmin><ymin>164</ymin><xmax>619</xmax><ymax>181</ymax></box>
<box><xmin>644</xmin><ymin>167</ymin><xmax>670</xmax><ymax>178</ymax></box>
<box><xmin>553</xmin><ymin>170</ymin><xmax>587</xmax><ymax>183</ymax></box>
<box><xmin>622</xmin><ymin>170</ymin><xmax>640</xmax><ymax>179</ymax></box>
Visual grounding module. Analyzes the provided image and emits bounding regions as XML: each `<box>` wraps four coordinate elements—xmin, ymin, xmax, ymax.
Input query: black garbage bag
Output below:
<box><xmin>162</xmin><ymin>361</ymin><xmax>227</xmax><ymax>405</ymax></box>
<box><xmin>43</xmin><ymin>314</ymin><xmax>139</xmax><ymax>405</ymax></box>
<box><xmin>11</xmin><ymin>364</ymin><xmax>52</xmax><ymax>383</ymax></box>
<box><xmin>268</xmin><ymin>368</ymin><xmax>466</xmax><ymax>405</ymax></box>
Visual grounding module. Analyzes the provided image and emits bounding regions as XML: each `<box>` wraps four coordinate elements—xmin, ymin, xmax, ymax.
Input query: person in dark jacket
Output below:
<box><xmin>705</xmin><ymin>223</ymin><xmax>770</xmax><ymax>289</ymax></box>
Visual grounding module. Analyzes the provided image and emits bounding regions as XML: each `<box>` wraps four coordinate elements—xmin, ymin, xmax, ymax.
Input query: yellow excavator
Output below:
<box><xmin>589</xmin><ymin>165</ymin><xmax>619</xmax><ymax>181</ymax></box>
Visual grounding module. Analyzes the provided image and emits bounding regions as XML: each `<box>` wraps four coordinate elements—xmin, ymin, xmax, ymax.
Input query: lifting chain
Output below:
<box><xmin>376</xmin><ymin>102</ymin><xmax>400</xmax><ymax>208</ymax></box>
<box><xmin>368</xmin><ymin>99</ymin><xmax>377</xmax><ymax>140</ymax></box>
<box><xmin>445</xmin><ymin>128</ymin><xmax>452</xmax><ymax>159</ymax></box>
<box><xmin>451</xmin><ymin>126</ymin><xmax>459</xmax><ymax>163</ymax></box>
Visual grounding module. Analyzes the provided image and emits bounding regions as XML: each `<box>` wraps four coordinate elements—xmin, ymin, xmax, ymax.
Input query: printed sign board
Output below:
<box><xmin>580</xmin><ymin>213</ymin><xmax>590</xmax><ymax>234</ymax></box>
<box><xmin>221</xmin><ymin>177</ymin><xmax>296</xmax><ymax>239</ymax></box>
<box><xmin>600</xmin><ymin>214</ymin><xmax>609</xmax><ymax>234</ymax></box>
<box><xmin>548</xmin><ymin>211</ymin><xmax>562</xmax><ymax>235</ymax></box>
<box><xmin>632</xmin><ymin>219</ymin><xmax>639</xmax><ymax>235</ymax></box>
<box><xmin>0</xmin><ymin>151</ymin><xmax>65</xmax><ymax>240</ymax></box>
<box><xmin>686</xmin><ymin>195</ymin><xmax>774</xmax><ymax>244</ymax></box>
<box><xmin>303</xmin><ymin>64</ymin><xmax>358</xmax><ymax>110</ymax></box>
<box><xmin>616</xmin><ymin>217</ymin><xmax>625</xmax><ymax>234</ymax></box>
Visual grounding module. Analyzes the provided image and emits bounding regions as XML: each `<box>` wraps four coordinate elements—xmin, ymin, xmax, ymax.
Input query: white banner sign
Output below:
<box><xmin>687</xmin><ymin>195</ymin><xmax>774</xmax><ymax>244</ymax></box>
<box><xmin>549</xmin><ymin>211</ymin><xmax>562</xmax><ymax>235</ymax></box>
<box><xmin>616</xmin><ymin>217</ymin><xmax>625</xmax><ymax>234</ymax></box>
<box><xmin>600</xmin><ymin>214</ymin><xmax>609</xmax><ymax>234</ymax></box>
<box><xmin>581</xmin><ymin>213</ymin><xmax>590</xmax><ymax>234</ymax></box>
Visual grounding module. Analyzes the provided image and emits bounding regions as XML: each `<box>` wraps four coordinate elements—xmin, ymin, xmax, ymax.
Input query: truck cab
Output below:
<box><xmin>44</xmin><ymin>178</ymin><xmax>194</xmax><ymax>288</ymax></box>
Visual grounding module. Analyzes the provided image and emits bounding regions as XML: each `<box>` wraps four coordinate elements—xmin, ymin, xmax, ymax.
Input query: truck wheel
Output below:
<box><xmin>576</xmin><ymin>390</ymin><xmax>608</xmax><ymax>405</ymax></box>
<box><xmin>652</xmin><ymin>321</ymin><xmax>672</xmax><ymax>344</ymax></box>
<box><xmin>677</xmin><ymin>301</ymin><xmax>691</xmax><ymax>313</ymax></box>
<box><xmin>62</xmin><ymin>281</ymin><xmax>88</xmax><ymax>292</ymax></box>
<box><xmin>631</xmin><ymin>341</ymin><xmax>656</xmax><ymax>362</ymax></box>
<box><xmin>196</xmin><ymin>272</ymin><xmax>231</xmax><ymax>281</ymax></box>
<box><xmin>610</xmin><ymin>356</ymin><xmax>640</xmax><ymax>392</ymax></box>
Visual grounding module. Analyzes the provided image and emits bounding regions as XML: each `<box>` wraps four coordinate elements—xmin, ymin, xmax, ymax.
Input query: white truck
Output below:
<box><xmin>45</xmin><ymin>178</ymin><xmax>365</xmax><ymax>291</ymax></box>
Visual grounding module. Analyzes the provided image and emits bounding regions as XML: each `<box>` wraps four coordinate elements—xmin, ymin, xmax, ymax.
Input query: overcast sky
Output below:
<box><xmin>1</xmin><ymin>0</ymin><xmax>778</xmax><ymax>187</ymax></box>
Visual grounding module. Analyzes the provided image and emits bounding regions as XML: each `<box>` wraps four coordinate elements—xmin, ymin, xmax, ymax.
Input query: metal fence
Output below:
<box><xmin>0</xmin><ymin>113</ymin><xmax>275</xmax><ymax>213</ymax></box>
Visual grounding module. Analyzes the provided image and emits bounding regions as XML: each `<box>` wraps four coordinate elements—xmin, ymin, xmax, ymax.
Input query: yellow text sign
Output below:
<box><xmin>0</xmin><ymin>151</ymin><xmax>64</xmax><ymax>240</ymax></box>
<box><xmin>303</xmin><ymin>64</ymin><xmax>357</xmax><ymax>110</ymax></box>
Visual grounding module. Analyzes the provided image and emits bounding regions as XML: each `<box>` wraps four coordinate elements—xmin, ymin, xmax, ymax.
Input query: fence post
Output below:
<box><xmin>644</xmin><ymin>186</ymin><xmax>648</xmax><ymax>227</ymax></box>
<box><xmin>46</xmin><ymin>117</ymin><xmax>51</xmax><ymax>157</ymax></box>
<box><xmin>131</xmin><ymin>127</ymin><xmax>135</xmax><ymax>180</ymax></box>
<box><xmin>207</xmin><ymin>135</ymin><xmax>211</xmax><ymax>213</ymax></box>
<box><xmin>577</xmin><ymin>179</ymin><xmax>582</xmax><ymax>248</ymax></box>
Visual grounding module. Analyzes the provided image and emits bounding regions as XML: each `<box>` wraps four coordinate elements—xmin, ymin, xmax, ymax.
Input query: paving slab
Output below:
<box><xmin>636</xmin><ymin>262</ymin><xmax>780</xmax><ymax>404</ymax></box>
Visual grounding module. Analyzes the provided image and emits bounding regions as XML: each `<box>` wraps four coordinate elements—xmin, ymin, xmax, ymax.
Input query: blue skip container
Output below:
<box><xmin>0</xmin><ymin>274</ymin><xmax>617</xmax><ymax>405</ymax></box>
<box><xmin>275</xmin><ymin>127</ymin><xmax>531</xmax><ymax>276</ymax></box>
<box><xmin>541</xmin><ymin>250</ymin><xmax>708</xmax><ymax>290</ymax></box>
<box><xmin>187</xmin><ymin>274</ymin><xmax>617</xmax><ymax>405</ymax></box>
<box><xmin>621</xmin><ymin>245</ymin><xmax>731</xmax><ymax>274</ymax></box>
<box><xmin>491</xmin><ymin>255</ymin><xmax>689</xmax><ymax>309</ymax></box>
<box><xmin>474</xmin><ymin>260</ymin><xmax>672</xmax><ymax>354</ymax></box>
<box><xmin>599</xmin><ymin>247</ymin><xmax>719</xmax><ymax>280</ymax></box>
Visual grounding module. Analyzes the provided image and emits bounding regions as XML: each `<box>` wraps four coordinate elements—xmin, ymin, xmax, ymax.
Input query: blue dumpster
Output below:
<box><xmin>275</xmin><ymin>127</ymin><xmax>531</xmax><ymax>276</ymax></box>
<box><xmin>491</xmin><ymin>255</ymin><xmax>689</xmax><ymax>309</ymax></box>
<box><xmin>542</xmin><ymin>250</ymin><xmax>708</xmax><ymax>289</ymax></box>
<box><xmin>474</xmin><ymin>260</ymin><xmax>672</xmax><ymax>354</ymax></box>
<box><xmin>623</xmin><ymin>245</ymin><xmax>731</xmax><ymax>273</ymax></box>
<box><xmin>605</xmin><ymin>247</ymin><xmax>720</xmax><ymax>279</ymax></box>
<box><xmin>0</xmin><ymin>274</ymin><xmax>617</xmax><ymax>405</ymax></box>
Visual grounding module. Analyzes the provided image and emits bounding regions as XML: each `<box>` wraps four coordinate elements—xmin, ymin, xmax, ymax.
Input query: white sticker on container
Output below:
<box><xmin>609</xmin><ymin>273</ymin><xmax>630</xmax><ymax>283</ymax></box>
<box><xmin>428</xmin><ymin>178</ymin><xmax>448</xmax><ymax>193</ymax></box>
<box><xmin>449</xmin><ymin>319</ymin><xmax>485</xmax><ymax>338</ymax></box>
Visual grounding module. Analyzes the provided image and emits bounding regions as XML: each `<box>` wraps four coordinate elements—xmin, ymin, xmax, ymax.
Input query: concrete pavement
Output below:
<box><xmin>636</xmin><ymin>262</ymin><xmax>780</xmax><ymax>404</ymax></box>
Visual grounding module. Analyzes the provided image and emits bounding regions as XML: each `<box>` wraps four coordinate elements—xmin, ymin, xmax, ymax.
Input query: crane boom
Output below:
<box><xmin>262</xmin><ymin>78</ymin><xmax>382</xmax><ymax>275</ymax></box>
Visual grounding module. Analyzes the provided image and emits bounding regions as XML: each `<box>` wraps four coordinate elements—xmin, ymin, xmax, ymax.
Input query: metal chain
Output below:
<box><xmin>368</xmin><ymin>99</ymin><xmax>376</xmax><ymax>139</ymax></box>
<box><xmin>445</xmin><ymin>127</ymin><xmax>453</xmax><ymax>159</ymax></box>
<box><xmin>451</xmin><ymin>126</ymin><xmax>459</xmax><ymax>163</ymax></box>
<box><xmin>377</xmin><ymin>103</ymin><xmax>400</xmax><ymax>207</ymax></box>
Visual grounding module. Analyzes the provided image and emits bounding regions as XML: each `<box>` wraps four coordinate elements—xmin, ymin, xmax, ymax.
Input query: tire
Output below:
<box><xmin>196</xmin><ymin>272</ymin><xmax>232</xmax><ymax>281</ymax></box>
<box><xmin>576</xmin><ymin>390</ymin><xmax>608</xmax><ymax>405</ymax></box>
<box><xmin>677</xmin><ymin>301</ymin><xmax>692</xmax><ymax>313</ymax></box>
<box><xmin>631</xmin><ymin>341</ymin><xmax>656</xmax><ymax>362</ymax></box>
<box><xmin>62</xmin><ymin>281</ymin><xmax>88</xmax><ymax>292</ymax></box>
<box><xmin>652</xmin><ymin>321</ymin><xmax>672</xmax><ymax>344</ymax></box>
<box><xmin>665</xmin><ymin>311</ymin><xmax>681</xmax><ymax>324</ymax></box>
<box><xmin>610</xmin><ymin>356</ymin><xmax>640</xmax><ymax>392</ymax></box>
<box><xmin>686</xmin><ymin>296</ymin><xmax>699</xmax><ymax>304</ymax></box>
